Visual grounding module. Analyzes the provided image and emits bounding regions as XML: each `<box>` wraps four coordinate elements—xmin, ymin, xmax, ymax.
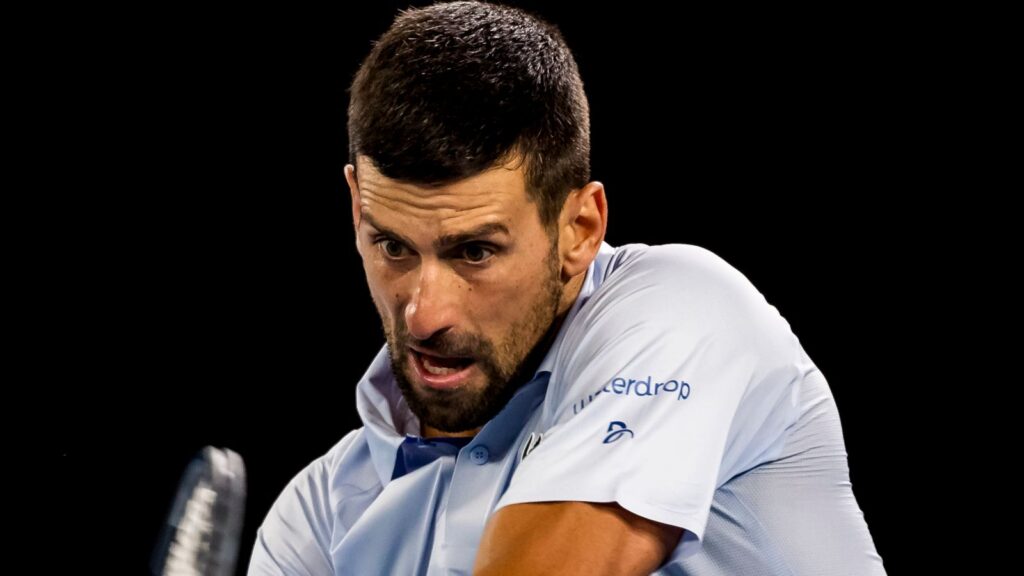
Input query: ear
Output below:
<box><xmin>559</xmin><ymin>181</ymin><xmax>608</xmax><ymax>281</ymax></box>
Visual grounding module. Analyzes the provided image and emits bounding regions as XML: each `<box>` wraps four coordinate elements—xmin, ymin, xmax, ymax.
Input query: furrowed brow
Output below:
<box><xmin>435</xmin><ymin>223</ymin><xmax>510</xmax><ymax>250</ymax></box>
<box><xmin>362</xmin><ymin>212</ymin><xmax>509</xmax><ymax>250</ymax></box>
<box><xmin>361</xmin><ymin>212</ymin><xmax>417</xmax><ymax>248</ymax></box>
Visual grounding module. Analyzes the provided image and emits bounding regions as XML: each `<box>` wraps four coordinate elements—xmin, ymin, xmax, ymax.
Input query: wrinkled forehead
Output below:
<box><xmin>354</xmin><ymin>156</ymin><xmax>536</xmax><ymax>234</ymax></box>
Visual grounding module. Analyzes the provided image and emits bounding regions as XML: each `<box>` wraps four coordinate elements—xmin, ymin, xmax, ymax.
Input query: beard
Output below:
<box><xmin>382</xmin><ymin>240</ymin><xmax>563</xmax><ymax>435</ymax></box>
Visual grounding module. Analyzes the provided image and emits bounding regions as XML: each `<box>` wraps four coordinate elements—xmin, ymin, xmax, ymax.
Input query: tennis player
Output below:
<box><xmin>248</xmin><ymin>2</ymin><xmax>886</xmax><ymax>574</ymax></box>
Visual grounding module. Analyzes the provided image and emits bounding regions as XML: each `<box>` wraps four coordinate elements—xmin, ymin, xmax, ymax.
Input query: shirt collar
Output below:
<box><xmin>355</xmin><ymin>241</ymin><xmax>612</xmax><ymax>486</ymax></box>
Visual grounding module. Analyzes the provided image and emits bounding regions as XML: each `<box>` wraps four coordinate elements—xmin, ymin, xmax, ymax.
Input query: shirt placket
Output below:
<box><xmin>431</xmin><ymin>377</ymin><xmax>549</xmax><ymax>575</ymax></box>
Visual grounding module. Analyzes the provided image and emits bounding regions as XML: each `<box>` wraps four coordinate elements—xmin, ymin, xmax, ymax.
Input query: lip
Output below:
<box><xmin>409</xmin><ymin>349</ymin><xmax>475</xmax><ymax>390</ymax></box>
<box><xmin>409</xmin><ymin>345</ymin><xmax>467</xmax><ymax>360</ymax></box>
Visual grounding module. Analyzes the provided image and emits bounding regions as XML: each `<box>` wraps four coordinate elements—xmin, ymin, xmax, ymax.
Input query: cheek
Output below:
<box><xmin>362</xmin><ymin>267</ymin><xmax>396</xmax><ymax>321</ymax></box>
<box><xmin>370</xmin><ymin>289</ymin><xmax>389</xmax><ymax>320</ymax></box>
<box><xmin>472</xmin><ymin>278</ymin><xmax>534</xmax><ymax>329</ymax></box>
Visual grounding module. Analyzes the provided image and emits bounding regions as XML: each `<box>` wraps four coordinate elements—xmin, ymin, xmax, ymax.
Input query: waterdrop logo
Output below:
<box><xmin>573</xmin><ymin>375</ymin><xmax>692</xmax><ymax>415</ymax></box>
<box><xmin>603</xmin><ymin>421</ymin><xmax>634</xmax><ymax>444</ymax></box>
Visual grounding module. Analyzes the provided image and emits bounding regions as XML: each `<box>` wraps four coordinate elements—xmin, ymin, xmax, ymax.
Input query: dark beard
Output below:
<box><xmin>386</xmin><ymin>244</ymin><xmax>563</xmax><ymax>435</ymax></box>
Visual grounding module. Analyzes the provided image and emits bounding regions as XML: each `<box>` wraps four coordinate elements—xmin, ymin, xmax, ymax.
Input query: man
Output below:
<box><xmin>248</xmin><ymin>2</ymin><xmax>885</xmax><ymax>574</ymax></box>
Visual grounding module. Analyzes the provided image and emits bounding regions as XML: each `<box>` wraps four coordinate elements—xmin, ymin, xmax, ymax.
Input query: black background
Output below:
<box><xmin>39</xmin><ymin>2</ymin><xmax>939</xmax><ymax>573</ymax></box>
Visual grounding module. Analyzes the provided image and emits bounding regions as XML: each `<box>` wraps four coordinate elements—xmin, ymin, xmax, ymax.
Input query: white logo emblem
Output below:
<box><xmin>521</xmin><ymin>432</ymin><xmax>543</xmax><ymax>461</ymax></box>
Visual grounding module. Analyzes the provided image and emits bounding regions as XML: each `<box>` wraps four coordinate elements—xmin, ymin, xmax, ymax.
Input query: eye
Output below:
<box><xmin>376</xmin><ymin>238</ymin><xmax>408</xmax><ymax>259</ymax></box>
<box><xmin>461</xmin><ymin>244</ymin><xmax>495</xmax><ymax>264</ymax></box>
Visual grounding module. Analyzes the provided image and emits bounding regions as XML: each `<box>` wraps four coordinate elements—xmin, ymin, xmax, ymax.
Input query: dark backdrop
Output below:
<box><xmin>45</xmin><ymin>2</ymin><xmax>924</xmax><ymax>573</ymax></box>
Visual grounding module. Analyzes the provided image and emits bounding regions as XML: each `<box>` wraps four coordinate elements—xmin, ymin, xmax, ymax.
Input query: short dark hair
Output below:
<box><xmin>347</xmin><ymin>1</ymin><xmax>591</xmax><ymax>235</ymax></box>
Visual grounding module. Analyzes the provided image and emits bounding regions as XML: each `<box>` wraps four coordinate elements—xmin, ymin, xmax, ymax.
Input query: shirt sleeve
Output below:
<box><xmin>493</xmin><ymin>244</ymin><xmax>807</xmax><ymax>557</ymax></box>
<box><xmin>247</xmin><ymin>457</ymin><xmax>336</xmax><ymax>576</ymax></box>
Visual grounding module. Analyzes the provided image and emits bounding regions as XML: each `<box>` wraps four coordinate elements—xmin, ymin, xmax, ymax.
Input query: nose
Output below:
<box><xmin>404</xmin><ymin>260</ymin><xmax>460</xmax><ymax>342</ymax></box>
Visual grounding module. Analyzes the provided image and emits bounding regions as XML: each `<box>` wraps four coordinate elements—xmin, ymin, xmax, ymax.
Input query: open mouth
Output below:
<box><xmin>414</xmin><ymin>350</ymin><xmax>474</xmax><ymax>375</ymax></box>
<box><xmin>409</xmin><ymin>349</ymin><xmax>477</xmax><ymax>389</ymax></box>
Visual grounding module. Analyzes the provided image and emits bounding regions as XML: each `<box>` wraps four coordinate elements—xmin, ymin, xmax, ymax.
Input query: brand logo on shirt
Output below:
<box><xmin>603</xmin><ymin>421</ymin><xmax>634</xmax><ymax>444</ymax></box>
<box><xmin>520</xmin><ymin>432</ymin><xmax>543</xmax><ymax>461</ymax></box>
<box><xmin>573</xmin><ymin>375</ymin><xmax>692</xmax><ymax>415</ymax></box>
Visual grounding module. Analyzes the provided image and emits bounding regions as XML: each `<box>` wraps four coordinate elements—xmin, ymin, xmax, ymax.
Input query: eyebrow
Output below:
<box><xmin>361</xmin><ymin>212</ymin><xmax>510</xmax><ymax>250</ymax></box>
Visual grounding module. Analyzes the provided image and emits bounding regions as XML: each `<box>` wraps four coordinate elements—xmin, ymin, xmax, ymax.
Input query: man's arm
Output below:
<box><xmin>472</xmin><ymin>501</ymin><xmax>685</xmax><ymax>576</ymax></box>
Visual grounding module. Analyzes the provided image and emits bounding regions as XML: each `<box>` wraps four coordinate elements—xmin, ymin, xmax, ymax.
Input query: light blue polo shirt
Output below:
<box><xmin>249</xmin><ymin>242</ymin><xmax>886</xmax><ymax>575</ymax></box>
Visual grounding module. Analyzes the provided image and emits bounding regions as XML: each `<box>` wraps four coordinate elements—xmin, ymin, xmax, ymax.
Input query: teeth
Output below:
<box><xmin>421</xmin><ymin>355</ymin><xmax>465</xmax><ymax>376</ymax></box>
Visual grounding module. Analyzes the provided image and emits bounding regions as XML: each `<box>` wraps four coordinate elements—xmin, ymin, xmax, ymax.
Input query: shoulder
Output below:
<box><xmin>260</xmin><ymin>427</ymin><xmax>378</xmax><ymax>537</ymax></box>
<box><xmin>249</xmin><ymin>428</ymin><xmax>377</xmax><ymax>575</ymax></box>
<box><xmin>282</xmin><ymin>427</ymin><xmax>370</xmax><ymax>486</ymax></box>
<box><xmin>321</xmin><ymin>427</ymin><xmax>371</xmax><ymax>477</ymax></box>
<box><xmin>551</xmin><ymin>242</ymin><xmax>806</xmax><ymax>403</ymax></box>
<box><xmin>295</xmin><ymin>427</ymin><xmax>380</xmax><ymax>504</ymax></box>
<box><xmin>540</xmin><ymin>242</ymin><xmax>802</xmax><ymax>422</ymax></box>
<box><xmin>581</xmin><ymin>242</ymin><xmax>781</xmax><ymax>341</ymax></box>
<box><xmin>602</xmin><ymin>242</ymin><xmax>760</xmax><ymax>300</ymax></box>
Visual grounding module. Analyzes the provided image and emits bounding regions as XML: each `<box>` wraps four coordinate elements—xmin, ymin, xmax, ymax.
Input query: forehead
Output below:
<box><xmin>355</xmin><ymin>157</ymin><xmax>536</xmax><ymax>231</ymax></box>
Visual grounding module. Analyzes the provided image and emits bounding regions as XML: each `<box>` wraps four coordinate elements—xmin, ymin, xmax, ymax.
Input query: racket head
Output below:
<box><xmin>151</xmin><ymin>446</ymin><xmax>246</xmax><ymax>576</ymax></box>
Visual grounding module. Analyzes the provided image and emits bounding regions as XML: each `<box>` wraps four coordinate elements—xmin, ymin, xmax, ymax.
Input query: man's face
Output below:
<box><xmin>348</xmin><ymin>157</ymin><xmax>566</xmax><ymax>436</ymax></box>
